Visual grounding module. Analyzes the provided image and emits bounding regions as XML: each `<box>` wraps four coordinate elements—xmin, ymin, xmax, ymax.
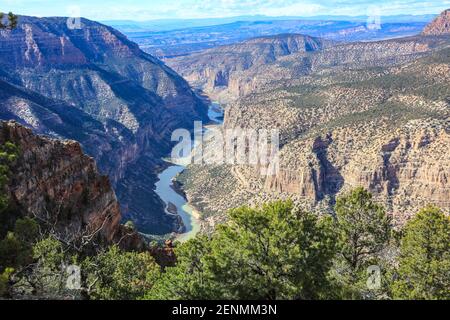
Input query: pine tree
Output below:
<box><xmin>391</xmin><ymin>206</ymin><xmax>450</xmax><ymax>300</ymax></box>
<box><xmin>83</xmin><ymin>246</ymin><xmax>160</xmax><ymax>300</ymax></box>
<box><xmin>147</xmin><ymin>201</ymin><xmax>338</xmax><ymax>300</ymax></box>
<box><xmin>332</xmin><ymin>187</ymin><xmax>392</xmax><ymax>298</ymax></box>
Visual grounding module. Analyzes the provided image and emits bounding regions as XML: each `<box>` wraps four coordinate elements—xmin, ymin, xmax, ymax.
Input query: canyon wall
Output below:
<box><xmin>0</xmin><ymin>16</ymin><xmax>209</xmax><ymax>234</ymax></box>
<box><xmin>423</xmin><ymin>9</ymin><xmax>450</xmax><ymax>35</ymax></box>
<box><xmin>167</xmin><ymin>32</ymin><xmax>449</xmax><ymax>102</ymax></box>
<box><xmin>1</xmin><ymin>121</ymin><xmax>144</xmax><ymax>250</ymax></box>
<box><xmin>178</xmin><ymin>25</ymin><xmax>450</xmax><ymax>230</ymax></box>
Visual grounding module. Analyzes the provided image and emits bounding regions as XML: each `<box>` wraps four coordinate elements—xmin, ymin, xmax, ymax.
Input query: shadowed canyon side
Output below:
<box><xmin>0</xmin><ymin>121</ymin><xmax>144</xmax><ymax>251</ymax></box>
<box><xmin>0</xmin><ymin>3</ymin><xmax>449</xmax><ymax>302</ymax></box>
<box><xmin>177</xmin><ymin>11</ymin><xmax>450</xmax><ymax>232</ymax></box>
<box><xmin>0</xmin><ymin>16</ymin><xmax>209</xmax><ymax>234</ymax></box>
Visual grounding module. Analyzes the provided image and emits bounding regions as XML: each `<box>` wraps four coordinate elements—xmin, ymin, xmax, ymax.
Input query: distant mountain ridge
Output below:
<box><xmin>106</xmin><ymin>14</ymin><xmax>436</xmax><ymax>33</ymax></box>
<box><xmin>422</xmin><ymin>9</ymin><xmax>450</xmax><ymax>35</ymax></box>
<box><xmin>126</xmin><ymin>19</ymin><xmax>429</xmax><ymax>59</ymax></box>
<box><xmin>167</xmin><ymin>30</ymin><xmax>449</xmax><ymax>102</ymax></box>
<box><xmin>167</xmin><ymin>34</ymin><xmax>330</xmax><ymax>101</ymax></box>
<box><xmin>0</xmin><ymin>16</ymin><xmax>208</xmax><ymax>234</ymax></box>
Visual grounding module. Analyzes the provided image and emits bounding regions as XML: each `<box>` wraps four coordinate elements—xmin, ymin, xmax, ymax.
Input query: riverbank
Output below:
<box><xmin>171</xmin><ymin>181</ymin><xmax>202</xmax><ymax>220</ymax></box>
<box><xmin>153</xmin><ymin>102</ymin><xmax>224</xmax><ymax>242</ymax></box>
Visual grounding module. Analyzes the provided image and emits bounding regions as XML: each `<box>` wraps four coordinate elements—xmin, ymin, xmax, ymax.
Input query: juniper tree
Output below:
<box><xmin>332</xmin><ymin>187</ymin><xmax>392</xmax><ymax>298</ymax></box>
<box><xmin>147</xmin><ymin>201</ymin><xmax>338</xmax><ymax>300</ymax></box>
<box><xmin>391</xmin><ymin>206</ymin><xmax>450</xmax><ymax>300</ymax></box>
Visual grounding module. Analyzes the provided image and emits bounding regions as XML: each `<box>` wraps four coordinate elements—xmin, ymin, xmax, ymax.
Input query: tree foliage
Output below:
<box><xmin>209</xmin><ymin>201</ymin><xmax>337</xmax><ymax>299</ymax></box>
<box><xmin>146</xmin><ymin>235</ymin><xmax>215</xmax><ymax>300</ymax></box>
<box><xmin>83</xmin><ymin>246</ymin><xmax>160</xmax><ymax>300</ymax></box>
<box><xmin>0</xmin><ymin>218</ymin><xmax>39</xmax><ymax>269</ymax></box>
<box><xmin>0</xmin><ymin>267</ymin><xmax>14</xmax><ymax>296</ymax></box>
<box><xmin>0</xmin><ymin>142</ymin><xmax>18</xmax><ymax>216</ymax></box>
<box><xmin>0</xmin><ymin>232</ymin><xmax>28</xmax><ymax>268</ymax></box>
<box><xmin>0</xmin><ymin>216</ymin><xmax>39</xmax><ymax>297</ymax></box>
<box><xmin>0</xmin><ymin>182</ymin><xmax>448</xmax><ymax>300</ymax></box>
<box><xmin>391</xmin><ymin>206</ymin><xmax>450</xmax><ymax>300</ymax></box>
<box><xmin>26</xmin><ymin>236</ymin><xmax>74</xmax><ymax>298</ymax></box>
<box><xmin>332</xmin><ymin>187</ymin><xmax>392</xmax><ymax>298</ymax></box>
<box><xmin>147</xmin><ymin>201</ymin><xmax>338</xmax><ymax>300</ymax></box>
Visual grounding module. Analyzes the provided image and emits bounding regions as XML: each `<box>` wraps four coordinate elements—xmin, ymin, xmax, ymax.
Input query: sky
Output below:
<box><xmin>1</xmin><ymin>0</ymin><xmax>450</xmax><ymax>21</ymax></box>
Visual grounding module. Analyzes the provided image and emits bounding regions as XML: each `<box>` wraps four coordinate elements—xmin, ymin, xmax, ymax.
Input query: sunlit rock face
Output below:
<box><xmin>176</xmin><ymin>14</ymin><xmax>450</xmax><ymax>231</ymax></box>
<box><xmin>166</xmin><ymin>30</ymin><xmax>450</xmax><ymax>103</ymax></box>
<box><xmin>422</xmin><ymin>9</ymin><xmax>450</xmax><ymax>35</ymax></box>
<box><xmin>167</xmin><ymin>34</ymin><xmax>330</xmax><ymax>102</ymax></box>
<box><xmin>0</xmin><ymin>121</ymin><xmax>145</xmax><ymax>250</ymax></box>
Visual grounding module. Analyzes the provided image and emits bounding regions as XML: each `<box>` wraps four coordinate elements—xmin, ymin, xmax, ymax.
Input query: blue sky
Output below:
<box><xmin>2</xmin><ymin>0</ymin><xmax>449</xmax><ymax>20</ymax></box>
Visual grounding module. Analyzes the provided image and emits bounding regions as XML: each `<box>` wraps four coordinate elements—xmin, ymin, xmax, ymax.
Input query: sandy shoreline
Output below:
<box><xmin>170</xmin><ymin>181</ymin><xmax>202</xmax><ymax>219</ymax></box>
<box><xmin>154</xmin><ymin>103</ymin><xmax>223</xmax><ymax>241</ymax></box>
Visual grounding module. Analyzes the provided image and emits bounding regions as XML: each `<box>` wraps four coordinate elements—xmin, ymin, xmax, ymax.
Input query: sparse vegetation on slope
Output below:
<box><xmin>180</xmin><ymin>42</ymin><xmax>450</xmax><ymax>226</ymax></box>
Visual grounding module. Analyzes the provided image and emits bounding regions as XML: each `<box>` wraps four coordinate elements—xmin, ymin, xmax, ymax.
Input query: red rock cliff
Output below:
<box><xmin>0</xmin><ymin>121</ymin><xmax>144</xmax><ymax>251</ymax></box>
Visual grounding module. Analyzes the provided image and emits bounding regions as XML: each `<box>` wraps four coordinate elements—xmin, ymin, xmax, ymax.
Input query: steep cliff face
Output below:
<box><xmin>179</xmin><ymin>43</ymin><xmax>450</xmax><ymax>231</ymax></box>
<box><xmin>263</xmin><ymin>120</ymin><xmax>449</xmax><ymax>224</ymax></box>
<box><xmin>175</xmin><ymin>11</ymin><xmax>450</xmax><ymax>233</ymax></box>
<box><xmin>0</xmin><ymin>16</ymin><xmax>208</xmax><ymax>234</ymax></box>
<box><xmin>0</xmin><ymin>78</ymin><xmax>128</xmax><ymax>169</ymax></box>
<box><xmin>0</xmin><ymin>121</ymin><xmax>144</xmax><ymax>250</ymax></box>
<box><xmin>422</xmin><ymin>9</ymin><xmax>450</xmax><ymax>35</ymax></box>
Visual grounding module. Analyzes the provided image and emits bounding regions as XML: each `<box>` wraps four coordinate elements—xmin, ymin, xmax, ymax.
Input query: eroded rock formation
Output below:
<box><xmin>1</xmin><ymin>121</ymin><xmax>145</xmax><ymax>250</ymax></box>
<box><xmin>177</xmin><ymin>24</ymin><xmax>450</xmax><ymax>231</ymax></box>
<box><xmin>167</xmin><ymin>31</ymin><xmax>449</xmax><ymax>102</ymax></box>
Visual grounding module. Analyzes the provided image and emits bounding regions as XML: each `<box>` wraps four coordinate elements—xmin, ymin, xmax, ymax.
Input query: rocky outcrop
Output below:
<box><xmin>264</xmin><ymin>121</ymin><xmax>450</xmax><ymax>225</ymax></box>
<box><xmin>0</xmin><ymin>121</ymin><xmax>145</xmax><ymax>250</ymax></box>
<box><xmin>265</xmin><ymin>135</ymin><xmax>344</xmax><ymax>201</ymax></box>
<box><xmin>422</xmin><ymin>9</ymin><xmax>450</xmax><ymax>35</ymax></box>
<box><xmin>343</xmin><ymin>124</ymin><xmax>449</xmax><ymax>221</ymax></box>
<box><xmin>0</xmin><ymin>16</ymin><xmax>208</xmax><ymax>234</ymax></box>
<box><xmin>149</xmin><ymin>240</ymin><xmax>176</xmax><ymax>267</ymax></box>
<box><xmin>166</xmin><ymin>34</ymin><xmax>330</xmax><ymax>101</ymax></box>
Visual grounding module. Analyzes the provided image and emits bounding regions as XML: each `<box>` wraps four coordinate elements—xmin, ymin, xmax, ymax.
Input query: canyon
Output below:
<box><xmin>167</xmin><ymin>33</ymin><xmax>449</xmax><ymax>103</ymax></box>
<box><xmin>0</xmin><ymin>16</ymin><xmax>208</xmax><ymax>235</ymax></box>
<box><xmin>0</xmin><ymin>10</ymin><xmax>449</xmax><ymax>241</ymax></box>
<box><xmin>120</xmin><ymin>17</ymin><xmax>431</xmax><ymax>59</ymax></box>
<box><xmin>176</xmin><ymin>9</ymin><xmax>450</xmax><ymax>232</ymax></box>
